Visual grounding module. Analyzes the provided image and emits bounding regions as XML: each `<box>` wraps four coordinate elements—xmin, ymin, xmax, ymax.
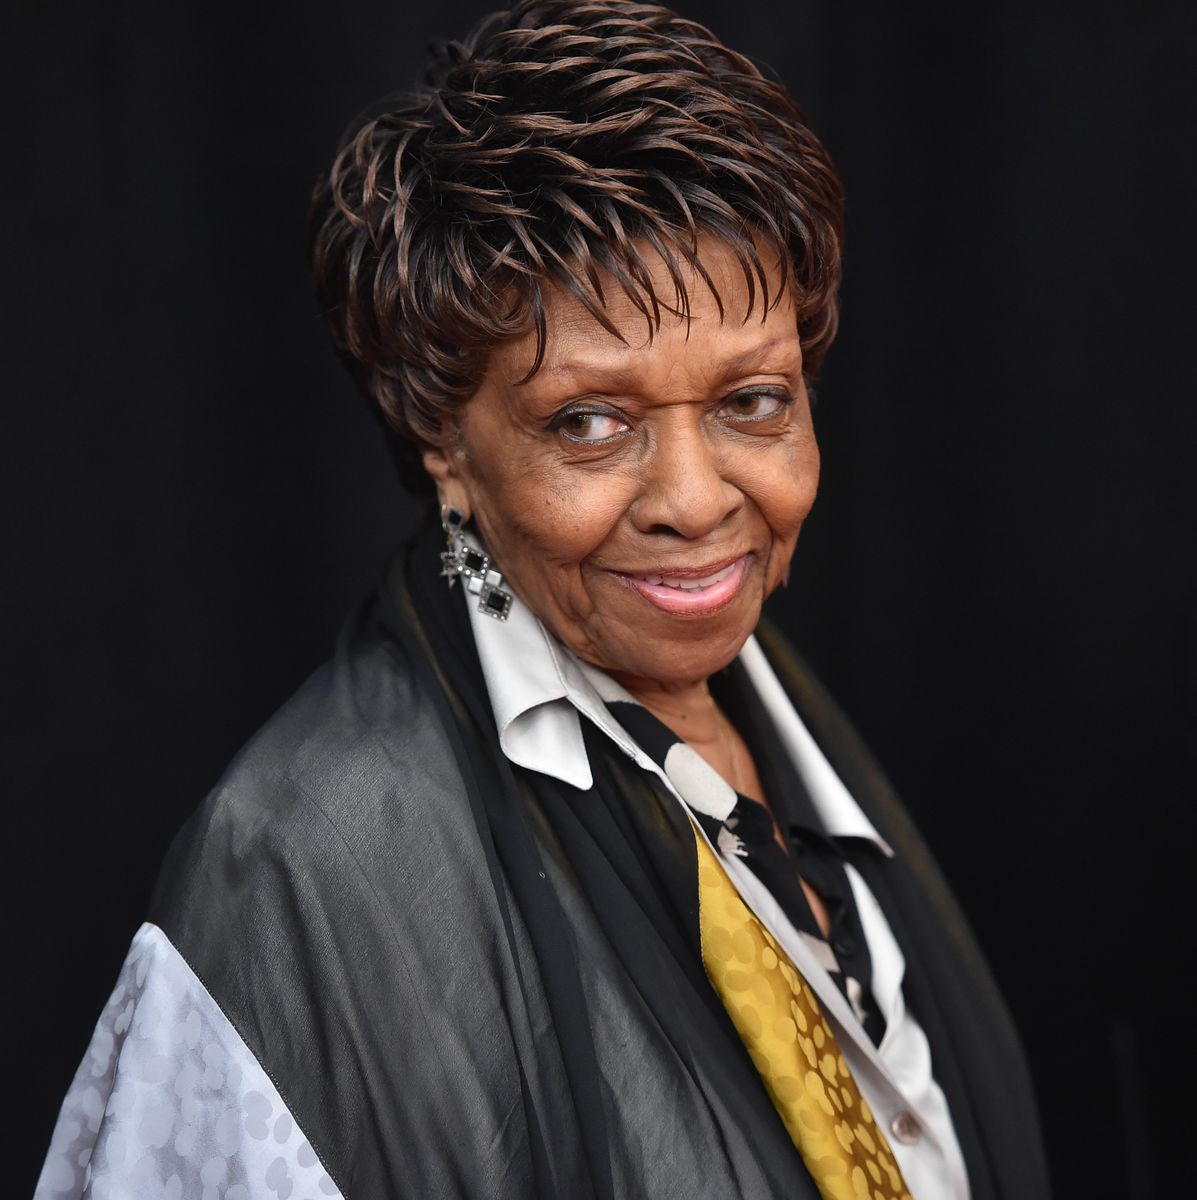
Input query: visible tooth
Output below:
<box><xmin>640</xmin><ymin>560</ymin><xmax>739</xmax><ymax>590</ymax></box>
<box><xmin>662</xmin><ymin>570</ymin><xmax>715</xmax><ymax>589</ymax></box>
<box><xmin>692</xmin><ymin>563</ymin><xmax>736</xmax><ymax>590</ymax></box>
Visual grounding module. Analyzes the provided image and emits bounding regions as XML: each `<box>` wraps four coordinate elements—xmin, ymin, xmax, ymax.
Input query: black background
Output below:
<box><xmin>7</xmin><ymin>2</ymin><xmax>1195</xmax><ymax>1196</ymax></box>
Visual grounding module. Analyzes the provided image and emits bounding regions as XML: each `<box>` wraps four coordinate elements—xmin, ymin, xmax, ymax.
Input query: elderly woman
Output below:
<box><xmin>35</xmin><ymin>3</ymin><xmax>1049</xmax><ymax>1199</ymax></box>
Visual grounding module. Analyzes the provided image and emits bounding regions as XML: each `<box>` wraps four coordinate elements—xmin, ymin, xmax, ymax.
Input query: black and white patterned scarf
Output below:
<box><xmin>603</xmin><ymin>663</ymin><xmax>889</xmax><ymax>1047</ymax></box>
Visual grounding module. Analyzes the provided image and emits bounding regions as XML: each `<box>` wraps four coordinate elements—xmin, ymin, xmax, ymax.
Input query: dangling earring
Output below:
<box><xmin>439</xmin><ymin>505</ymin><xmax>514</xmax><ymax>621</ymax></box>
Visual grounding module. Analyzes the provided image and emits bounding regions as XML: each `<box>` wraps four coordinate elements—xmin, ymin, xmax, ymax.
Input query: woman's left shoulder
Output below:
<box><xmin>110</xmin><ymin>593</ymin><xmax>515</xmax><ymax>1194</ymax></box>
<box><xmin>151</xmin><ymin>591</ymin><xmax>488</xmax><ymax>945</ymax></box>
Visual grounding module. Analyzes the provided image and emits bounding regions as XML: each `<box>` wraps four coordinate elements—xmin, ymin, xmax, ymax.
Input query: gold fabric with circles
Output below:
<box><xmin>695</xmin><ymin>830</ymin><xmax>912</xmax><ymax>1200</ymax></box>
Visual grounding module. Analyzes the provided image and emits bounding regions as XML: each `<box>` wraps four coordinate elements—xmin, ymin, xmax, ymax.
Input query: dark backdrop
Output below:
<box><xmin>7</xmin><ymin>2</ymin><xmax>1195</xmax><ymax>1196</ymax></box>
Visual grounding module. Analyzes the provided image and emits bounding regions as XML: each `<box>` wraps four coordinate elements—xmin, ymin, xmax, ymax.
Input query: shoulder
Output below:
<box><xmin>141</xmin><ymin>586</ymin><xmax>511</xmax><ymax>1192</ymax></box>
<box><xmin>749</xmin><ymin>619</ymin><xmax>978</xmax><ymax>962</ymax></box>
<box><xmin>752</xmin><ymin>619</ymin><xmax>913</xmax><ymax>842</ymax></box>
<box><xmin>146</xmin><ymin>585</ymin><xmax>496</xmax><ymax>1024</ymax></box>
<box><xmin>155</xmin><ymin>592</ymin><xmax>467</xmax><ymax>912</ymax></box>
<box><xmin>220</xmin><ymin>591</ymin><xmax>461</xmax><ymax>832</ymax></box>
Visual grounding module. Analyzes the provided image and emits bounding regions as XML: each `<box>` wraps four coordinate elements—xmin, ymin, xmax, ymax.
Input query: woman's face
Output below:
<box><xmin>423</xmin><ymin>237</ymin><xmax>820</xmax><ymax>693</ymax></box>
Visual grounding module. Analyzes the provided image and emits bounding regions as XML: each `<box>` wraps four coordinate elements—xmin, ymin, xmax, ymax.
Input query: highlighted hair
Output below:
<box><xmin>308</xmin><ymin>0</ymin><xmax>844</xmax><ymax>489</ymax></box>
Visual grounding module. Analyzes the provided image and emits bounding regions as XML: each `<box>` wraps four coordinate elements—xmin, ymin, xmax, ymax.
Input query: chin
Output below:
<box><xmin>624</xmin><ymin>626</ymin><xmax>755</xmax><ymax>689</ymax></box>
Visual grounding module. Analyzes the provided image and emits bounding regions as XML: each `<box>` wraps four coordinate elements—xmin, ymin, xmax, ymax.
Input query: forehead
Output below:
<box><xmin>491</xmin><ymin>235</ymin><xmax>800</xmax><ymax>388</ymax></box>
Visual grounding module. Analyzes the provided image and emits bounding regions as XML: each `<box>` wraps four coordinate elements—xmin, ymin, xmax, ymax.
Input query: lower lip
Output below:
<box><xmin>616</xmin><ymin>556</ymin><xmax>750</xmax><ymax>617</ymax></box>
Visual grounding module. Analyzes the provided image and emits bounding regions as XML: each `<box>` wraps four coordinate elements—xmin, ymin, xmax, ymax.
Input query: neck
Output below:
<box><xmin>614</xmin><ymin>669</ymin><xmax>768</xmax><ymax>807</ymax></box>
<box><xmin>615</xmin><ymin>674</ymin><xmax>726</xmax><ymax>752</ymax></box>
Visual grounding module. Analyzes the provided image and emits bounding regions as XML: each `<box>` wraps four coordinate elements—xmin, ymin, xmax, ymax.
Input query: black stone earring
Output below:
<box><xmin>439</xmin><ymin>505</ymin><xmax>513</xmax><ymax>621</ymax></box>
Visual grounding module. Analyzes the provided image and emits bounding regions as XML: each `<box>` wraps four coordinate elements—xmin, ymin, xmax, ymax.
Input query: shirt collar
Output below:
<box><xmin>463</xmin><ymin>549</ymin><xmax>891</xmax><ymax>855</ymax></box>
<box><xmin>465</xmin><ymin>570</ymin><xmax>594</xmax><ymax>791</ymax></box>
<box><xmin>736</xmin><ymin>637</ymin><xmax>892</xmax><ymax>855</ymax></box>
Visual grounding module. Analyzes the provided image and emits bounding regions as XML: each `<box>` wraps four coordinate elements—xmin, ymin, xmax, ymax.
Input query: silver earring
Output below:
<box><xmin>439</xmin><ymin>505</ymin><xmax>514</xmax><ymax>621</ymax></box>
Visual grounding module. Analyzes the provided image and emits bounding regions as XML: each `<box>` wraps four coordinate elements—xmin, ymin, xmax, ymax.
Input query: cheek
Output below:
<box><xmin>746</xmin><ymin>439</ymin><xmax>820</xmax><ymax>585</ymax></box>
<box><xmin>472</xmin><ymin>461</ymin><xmax>634</xmax><ymax>607</ymax></box>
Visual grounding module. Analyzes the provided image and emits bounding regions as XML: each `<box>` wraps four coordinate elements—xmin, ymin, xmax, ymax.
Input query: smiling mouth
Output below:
<box><xmin>613</xmin><ymin>555</ymin><xmax>750</xmax><ymax>616</ymax></box>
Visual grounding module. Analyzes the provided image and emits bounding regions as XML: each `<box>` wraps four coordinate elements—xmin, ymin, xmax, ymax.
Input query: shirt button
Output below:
<box><xmin>833</xmin><ymin>938</ymin><xmax>855</xmax><ymax>958</ymax></box>
<box><xmin>890</xmin><ymin>1111</ymin><xmax>922</xmax><ymax>1145</ymax></box>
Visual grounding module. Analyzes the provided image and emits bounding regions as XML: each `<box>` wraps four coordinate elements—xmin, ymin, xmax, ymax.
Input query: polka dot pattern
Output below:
<box><xmin>696</xmin><ymin>833</ymin><xmax>912</xmax><ymax>1200</ymax></box>
<box><xmin>34</xmin><ymin>923</ymin><xmax>343</xmax><ymax>1200</ymax></box>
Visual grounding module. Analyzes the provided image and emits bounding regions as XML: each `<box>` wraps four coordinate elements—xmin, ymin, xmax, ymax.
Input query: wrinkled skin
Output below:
<box><xmin>422</xmin><ymin>237</ymin><xmax>821</xmax><ymax>703</ymax></box>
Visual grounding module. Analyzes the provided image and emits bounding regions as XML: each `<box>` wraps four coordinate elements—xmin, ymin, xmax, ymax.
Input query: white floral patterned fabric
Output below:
<box><xmin>35</xmin><ymin>923</ymin><xmax>343</xmax><ymax>1200</ymax></box>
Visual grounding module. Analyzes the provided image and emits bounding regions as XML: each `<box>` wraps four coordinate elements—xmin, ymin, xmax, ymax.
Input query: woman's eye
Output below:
<box><xmin>722</xmin><ymin>388</ymin><xmax>791</xmax><ymax>420</ymax></box>
<box><xmin>554</xmin><ymin>409</ymin><xmax>629</xmax><ymax>443</ymax></box>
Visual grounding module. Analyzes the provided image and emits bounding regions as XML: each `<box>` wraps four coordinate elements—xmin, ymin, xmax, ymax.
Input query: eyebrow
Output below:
<box><xmin>536</xmin><ymin>335</ymin><xmax>802</xmax><ymax>386</ymax></box>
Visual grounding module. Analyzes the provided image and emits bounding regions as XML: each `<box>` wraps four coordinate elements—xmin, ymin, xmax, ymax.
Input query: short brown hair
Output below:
<box><xmin>308</xmin><ymin>0</ymin><xmax>844</xmax><ymax>490</ymax></box>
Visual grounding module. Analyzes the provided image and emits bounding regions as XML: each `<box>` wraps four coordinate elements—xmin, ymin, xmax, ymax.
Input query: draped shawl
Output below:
<box><xmin>142</xmin><ymin>518</ymin><xmax>1050</xmax><ymax>1199</ymax></box>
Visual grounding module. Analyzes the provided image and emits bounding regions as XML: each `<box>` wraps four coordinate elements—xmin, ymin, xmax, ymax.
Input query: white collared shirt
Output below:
<box><xmin>463</xmin><ymin>575</ymin><xmax>971</xmax><ymax>1200</ymax></box>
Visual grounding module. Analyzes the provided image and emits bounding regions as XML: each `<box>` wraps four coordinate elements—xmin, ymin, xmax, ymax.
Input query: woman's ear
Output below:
<box><xmin>420</xmin><ymin>435</ymin><xmax>472</xmax><ymax>523</ymax></box>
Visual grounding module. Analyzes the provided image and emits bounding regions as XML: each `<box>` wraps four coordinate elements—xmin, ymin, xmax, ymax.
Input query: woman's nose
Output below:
<box><xmin>630</xmin><ymin>422</ymin><xmax>743</xmax><ymax>539</ymax></box>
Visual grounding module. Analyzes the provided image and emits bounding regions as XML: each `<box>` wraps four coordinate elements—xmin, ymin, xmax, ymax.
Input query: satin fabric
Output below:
<box><xmin>144</xmin><ymin>514</ymin><xmax>1049</xmax><ymax>1198</ymax></box>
